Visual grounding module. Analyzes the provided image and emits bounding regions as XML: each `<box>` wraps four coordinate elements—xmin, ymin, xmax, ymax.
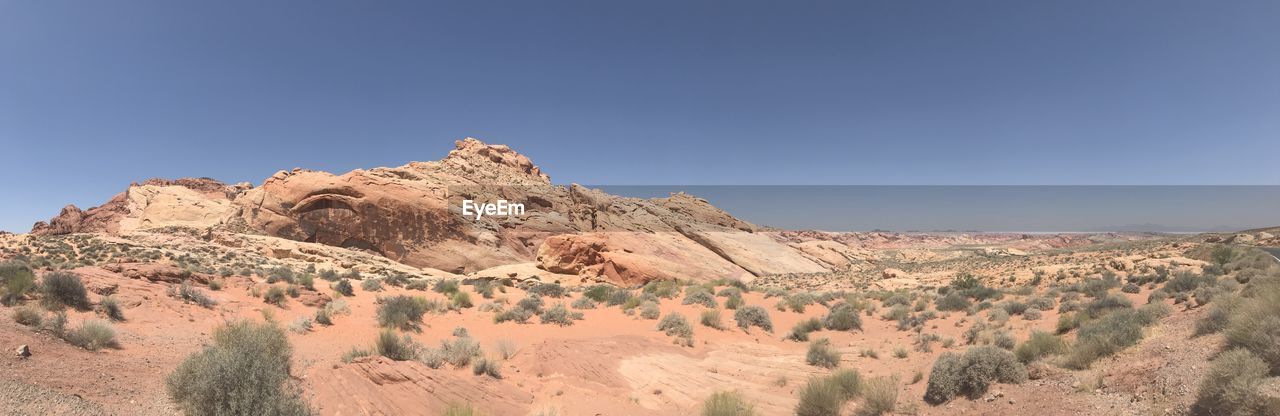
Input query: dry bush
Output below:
<box><xmin>806</xmin><ymin>338</ymin><xmax>840</xmax><ymax>368</ymax></box>
<box><xmin>701</xmin><ymin>390</ymin><xmax>757</xmax><ymax>416</ymax></box>
<box><xmin>166</xmin><ymin>320</ymin><xmax>311</xmax><ymax>415</ymax></box>
<box><xmin>924</xmin><ymin>346</ymin><xmax>1026</xmax><ymax>404</ymax></box>
<box><xmin>734</xmin><ymin>305</ymin><xmax>773</xmax><ymax>332</ymax></box>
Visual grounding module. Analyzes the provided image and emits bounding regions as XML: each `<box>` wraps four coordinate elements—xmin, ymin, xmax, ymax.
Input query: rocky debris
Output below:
<box><xmin>16</xmin><ymin>344</ymin><xmax>31</xmax><ymax>359</ymax></box>
<box><xmin>537</xmin><ymin>232</ymin><xmax>754</xmax><ymax>284</ymax></box>
<box><xmin>296</xmin><ymin>289</ymin><xmax>332</xmax><ymax>308</ymax></box>
<box><xmin>102</xmin><ymin>262</ymin><xmax>211</xmax><ymax>284</ymax></box>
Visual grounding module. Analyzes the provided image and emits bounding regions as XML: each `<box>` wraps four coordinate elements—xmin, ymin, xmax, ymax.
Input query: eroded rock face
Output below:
<box><xmin>29</xmin><ymin>137</ymin><xmax>835</xmax><ymax>282</ymax></box>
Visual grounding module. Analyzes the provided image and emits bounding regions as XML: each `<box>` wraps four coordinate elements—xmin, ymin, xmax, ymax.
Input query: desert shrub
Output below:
<box><xmin>40</xmin><ymin>271</ymin><xmax>90</xmax><ymax>310</ymax></box>
<box><xmin>1193</xmin><ymin>348</ymin><xmax>1272</xmax><ymax>415</ymax></box>
<box><xmin>823</xmin><ymin>302</ymin><xmax>863</xmax><ymax>332</ymax></box>
<box><xmin>1014</xmin><ymin>331</ymin><xmax>1066</xmax><ymax>363</ymax></box>
<box><xmin>795</xmin><ymin>371</ymin><xmax>861</xmax><ymax>416</ymax></box>
<box><xmin>1223</xmin><ymin>285</ymin><xmax>1280</xmax><ymax>374</ymax></box>
<box><xmin>166</xmin><ymin>282</ymin><xmax>216</xmax><ymax>308</ymax></box>
<box><xmin>527</xmin><ymin>282</ymin><xmax>566</xmax><ymax>298</ymax></box>
<box><xmin>1121</xmin><ymin>283</ymin><xmax>1140</xmax><ymax>294</ymax></box>
<box><xmin>266</xmin><ymin>267</ymin><xmax>295</xmax><ymax>284</ymax></box>
<box><xmin>287</xmin><ymin>317</ymin><xmax>312</xmax><ymax>334</ymax></box>
<box><xmin>1195</xmin><ymin>293</ymin><xmax>1242</xmax><ymax>335</ymax></box>
<box><xmin>539</xmin><ymin>303</ymin><xmax>582</xmax><ymax>326</ymax></box>
<box><xmin>893</xmin><ymin>347</ymin><xmax>909</xmax><ymax>358</ymax></box>
<box><xmin>442</xmin><ymin>403</ymin><xmax>475</xmax><ymax>416</ymax></box>
<box><xmin>717</xmin><ymin>287</ymin><xmax>743</xmax><ymax>298</ymax></box>
<box><xmin>0</xmin><ymin>261</ymin><xmax>36</xmax><ymax>305</ymax></box>
<box><xmin>450</xmin><ymin>291</ymin><xmax>473</xmax><ymax>309</ymax></box>
<box><xmin>701</xmin><ymin>309</ymin><xmax>725</xmax><ymax>330</ymax></box>
<box><xmin>12</xmin><ymin>305</ymin><xmax>43</xmax><ymax>326</ymax></box>
<box><xmin>582</xmin><ymin>284</ymin><xmax>615</xmax><ymax>302</ymax></box>
<box><xmin>405</xmin><ymin>279</ymin><xmax>430</xmax><ymax>291</ymax></box>
<box><xmin>859</xmin><ymin>376</ymin><xmax>898</xmax><ymax>416</ymax></box>
<box><xmin>517</xmin><ymin>295</ymin><xmax>545</xmax><ymax>313</ymax></box>
<box><xmin>986</xmin><ymin>308</ymin><xmax>1009</xmax><ymax>324</ymax></box>
<box><xmin>98</xmin><ymin>295</ymin><xmax>125</xmax><ymax>321</ymax></box>
<box><xmin>374</xmin><ymin>329</ymin><xmax>419</xmax><ymax>361</ymax></box>
<box><xmin>683</xmin><ymin>290</ymin><xmax>718</xmax><ymax>308</ymax></box>
<box><xmin>332</xmin><ymin>279</ymin><xmax>354</xmax><ymax>296</ymax></box>
<box><xmin>787</xmin><ymin>318</ymin><xmax>824</xmax><ymax>342</ymax></box>
<box><xmin>1084</xmin><ymin>294</ymin><xmax>1132</xmax><ymax>318</ymax></box>
<box><xmin>439</xmin><ymin>336</ymin><xmax>481</xmax><ymax>368</ymax></box>
<box><xmin>360</xmin><ymin>278</ymin><xmax>384</xmax><ymax>292</ymax></box>
<box><xmin>43</xmin><ymin>311</ymin><xmax>67</xmax><ymax>335</ymax></box>
<box><xmin>701</xmin><ymin>390</ymin><xmax>757</xmax><ymax>416</ymax></box>
<box><xmin>606</xmin><ymin>289</ymin><xmax>634</xmax><ymax>306</ymax></box>
<box><xmin>1163</xmin><ymin>271</ymin><xmax>1214</xmax><ymax>293</ymax></box>
<box><xmin>658</xmin><ymin>312</ymin><xmax>694</xmax><ymax>345</ymax></box>
<box><xmin>432</xmin><ymin>279</ymin><xmax>459</xmax><ymax>294</ymax></box>
<box><xmin>263</xmin><ymin>286</ymin><xmax>288</xmax><ymax>306</ymax></box>
<box><xmin>208</xmin><ymin>280</ymin><xmax>223</xmax><ymax>291</ymax></box>
<box><xmin>999</xmin><ymin>301</ymin><xmax>1028</xmax><ymax>316</ymax></box>
<box><xmin>881</xmin><ymin>305</ymin><xmax>909</xmax><ymax>321</ymax></box>
<box><xmin>64</xmin><ymin>319</ymin><xmax>117</xmax><ymax>350</ymax></box>
<box><xmin>734</xmin><ymin>305</ymin><xmax>773</xmax><ymax>332</ymax></box>
<box><xmin>314</xmin><ymin>307</ymin><xmax>333</xmax><ymax>325</ymax></box>
<box><xmin>1027</xmin><ymin>296</ymin><xmax>1055</xmax><ymax>311</ymax></box>
<box><xmin>571</xmin><ymin>296</ymin><xmax>597</xmax><ymax>309</ymax></box>
<box><xmin>780</xmin><ymin>293</ymin><xmax>816</xmax><ymax>313</ymax></box>
<box><xmin>805</xmin><ymin>338</ymin><xmax>840</xmax><ymax>368</ymax></box>
<box><xmin>297</xmin><ymin>274</ymin><xmax>314</xmax><ymax>291</ymax></box>
<box><xmin>935</xmin><ymin>292</ymin><xmax>971</xmax><ymax>312</ymax></box>
<box><xmin>1023</xmin><ymin>308</ymin><xmax>1042</xmax><ymax>321</ymax></box>
<box><xmin>494</xmin><ymin>339</ymin><xmax>518</xmax><ymax>359</ymax></box>
<box><xmin>639</xmin><ymin>300</ymin><xmax>661</xmax><ymax>320</ymax></box>
<box><xmin>472</xmin><ymin>356</ymin><xmax>502</xmax><ymax>378</ymax></box>
<box><xmin>724</xmin><ymin>293</ymin><xmax>745</xmax><ymax>310</ymax></box>
<box><xmin>493</xmin><ymin>307</ymin><xmax>534</xmax><ymax>324</ymax></box>
<box><xmin>924</xmin><ymin>346</ymin><xmax>1026</xmax><ymax>404</ymax></box>
<box><xmin>643</xmin><ymin>280</ymin><xmax>681</xmax><ymax>299</ymax></box>
<box><xmin>166</xmin><ymin>320</ymin><xmax>311</xmax><ymax>415</ymax></box>
<box><xmin>377</xmin><ymin>295</ymin><xmax>428</xmax><ymax>330</ymax></box>
<box><xmin>1064</xmin><ymin>304</ymin><xmax>1169</xmax><ymax>369</ymax></box>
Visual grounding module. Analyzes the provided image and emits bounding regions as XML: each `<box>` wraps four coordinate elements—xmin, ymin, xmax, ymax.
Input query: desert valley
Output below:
<box><xmin>2</xmin><ymin>139</ymin><xmax>1279</xmax><ymax>416</ymax></box>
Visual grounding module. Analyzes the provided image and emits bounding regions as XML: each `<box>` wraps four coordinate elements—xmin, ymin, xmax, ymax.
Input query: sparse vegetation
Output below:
<box><xmin>701</xmin><ymin>309</ymin><xmax>726</xmax><ymax>330</ymax></box>
<box><xmin>734</xmin><ymin>305</ymin><xmax>773</xmax><ymax>332</ymax></box>
<box><xmin>0</xmin><ymin>261</ymin><xmax>36</xmax><ymax>305</ymax></box>
<box><xmin>98</xmin><ymin>295</ymin><xmax>125</xmax><ymax>321</ymax></box>
<box><xmin>376</xmin><ymin>295</ymin><xmax>429</xmax><ymax>330</ymax></box>
<box><xmin>924</xmin><ymin>346</ymin><xmax>1027</xmax><ymax>404</ymax></box>
<box><xmin>166</xmin><ymin>320</ymin><xmax>311</xmax><ymax>415</ymax></box>
<box><xmin>701</xmin><ymin>390</ymin><xmax>757</xmax><ymax>416</ymax></box>
<box><xmin>1014</xmin><ymin>331</ymin><xmax>1065</xmax><ymax>363</ymax></box>
<box><xmin>40</xmin><ymin>271</ymin><xmax>91</xmax><ymax>310</ymax></box>
<box><xmin>657</xmin><ymin>312</ymin><xmax>694</xmax><ymax>346</ymax></box>
<box><xmin>805</xmin><ymin>338</ymin><xmax>840</xmax><ymax>368</ymax></box>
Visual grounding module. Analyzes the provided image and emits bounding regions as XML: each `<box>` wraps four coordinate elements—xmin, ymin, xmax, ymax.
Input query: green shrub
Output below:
<box><xmin>859</xmin><ymin>376</ymin><xmax>898</xmax><ymax>416</ymax></box>
<box><xmin>266</xmin><ymin>267</ymin><xmax>295</xmax><ymax>284</ymax></box>
<box><xmin>539</xmin><ymin>303</ymin><xmax>582</xmax><ymax>326</ymax></box>
<box><xmin>64</xmin><ymin>319</ymin><xmax>118</xmax><ymax>350</ymax></box>
<box><xmin>1014</xmin><ymin>331</ymin><xmax>1065</xmax><ymax>363</ymax></box>
<box><xmin>517</xmin><ymin>295</ymin><xmax>545</xmax><ymax>313</ymax></box>
<box><xmin>701</xmin><ymin>309</ymin><xmax>725</xmax><ymax>330</ymax></box>
<box><xmin>377</xmin><ymin>295</ymin><xmax>428</xmax><ymax>330</ymax></box>
<box><xmin>98</xmin><ymin>295</ymin><xmax>125</xmax><ymax>321</ymax></box>
<box><xmin>439</xmin><ymin>336</ymin><xmax>481</xmax><ymax>368</ymax></box>
<box><xmin>724</xmin><ymin>293</ymin><xmax>744</xmax><ymax>310</ymax></box>
<box><xmin>796</xmin><ymin>376</ymin><xmax>844</xmax><ymax>416</ymax></box>
<box><xmin>1196</xmin><ymin>293</ymin><xmax>1242</xmax><ymax>335</ymax></box>
<box><xmin>643</xmin><ymin>280</ymin><xmax>680</xmax><ymax>299</ymax></box>
<box><xmin>451</xmin><ymin>291</ymin><xmax>473</xmax><ymax>309</ymax></box>
<box><xmin>1193</xmin><ymin>348</ymin><xmax>1273</xmax><ymax>415</ymax></box>
<box><xmin>787</xmin><ymin>318</ymin><xmax>824</xmax><ymax>342</ymax></box>
<box><xmin>1084</xmin><ymin>294</ymin><xmax>1132</xmax><ymax>318</ymax></box>
<box><xmin>701</xmin><ymin>390</ymin><xmax>757</xmax><ymax>416</ymax></box>
<box><xmin>297</xmin><ymin>274</ymin><xmax>314</xmax><ymax>291</ymax></box>
<box><xmin>657</xmin><ymin>312</ymin><xmax>694</xmax><ymax>343</ymax></box>
<box><xmin>582</xmin><ymin>284</ymin><xmax>615</xmax><ymax>302</ymax></box>
<box><xmin>1224</xmin><ymin>288</ymin><xmax>1280</xmax><ymax>374</ymax></box>
<box><xmin>169</xmin><ymin>282</ymin><xmax>216</xmax><ymax>308</ymax></box>
<box><xmin>360</xmin><ymin>278</ymin><xmax>384</xmax><ymax>292</ymax></box>
<box><xmin>374</xmin><ymin>329</ymin><xmax>419</xmax><ymax>361</ymax></box>
<box><xmin>1027</xmin><ymin>296</ymin><xmax>1055</xmax><ymax>311</ymax></box>
<box><xmin>683</xmin><ymin>290</ymin><xmax>718</xmax><ymax>308</ymax></box>
<box><xmin>0</xmin><ymin>261</ymin><xmax>36</xmax><ymax>305</ymax></box>
<box><xmin>332</xmin><ymin>279</ymin><xmax>354</xmax><ymax>296</ymax></box>
<box><xmin>166</xmin><ymin>320</ymin><xmax>311</xmax><ymax>415</ymax></box>
<box><xmin>263</xmin><ymin>286</ymin><xmax>288</xmax><ymax>306</ymax></box>
<box><xmin>12</xmin><ymin>305</ymin><xmax>43</xmax><ymax>326</ymax></box>
<box><xmin>606</xmin><ymin>289</ymin><xmax>634</xmax><ymax>306</ymax></box>
<box><xmin>639</xmin><ymin>300</ymin><xmax>661</xmax><ymax>320</ymax></box>
<box><xmin>924</xmin><ymin>346</ymin><xmax>1026</xmax><ymax>404</ymax></box>
<box><xmin>314</xmin><ymin>307</ymin><xmax>333</xmax><ymax>325</ymax></box>
<box><xmin>823</xmin><ymin>302</ymin><xmax>863</xmax><ymax>332</ymax></box>
<box><xmin>208</xmin><ymin>280</ymin><xmax>223</xmax><ymax>291</ymax></box>
<box><xmin>527</xmin><ymin>282</ymin><xmax>566</xmax><ymax>298</ymax></box>
<box><xmin>806</xmin><ymin>338</ymin><xmax>840</xmax><ymax>368</ymax></box>
<box><xmin>40</xmin><ymin>272</ymin><xmax>90</xmax><ymax>310</ymax></box>
<box><xmin>935</xmin><ymin>292</ymin><xmax>971</xmax><ymax>312</ymax></box>
<box><xmin>734</xmin><ymin>305</ymin><xmax>772</xmax><ymax>332</ymax></box>
<box><xmin>472</xmin><ymin>356</ymin><xmax>502</xmax><ymax>379</ymax></box>
<box><xmin>493</xmin><ymin>307</ymin><xmax>534</xmax><ymax>324</ymax></box>
<box><xmin>571</xmin><ymin>296</ymin><xmax>597</xmax><ymax>309</ymax></box>
<box><xmin>433</xmin><ymin>279</ymin><xmax>460</xmax><ymax>295</ymax></box>
<box><xmin>1064</xmin><ymin>304</ymin><xmax>1169</xmax><ymax>369</ymax></box>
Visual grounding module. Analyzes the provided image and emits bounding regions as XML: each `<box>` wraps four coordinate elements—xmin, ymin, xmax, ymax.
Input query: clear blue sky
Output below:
<box><xmin>3</xmin><ymin>1</ymin><xmax>1279</xmax><ymax>232</ymax></box>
